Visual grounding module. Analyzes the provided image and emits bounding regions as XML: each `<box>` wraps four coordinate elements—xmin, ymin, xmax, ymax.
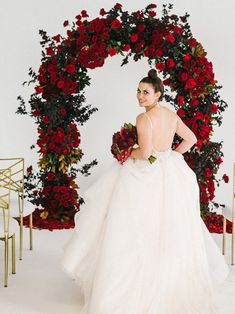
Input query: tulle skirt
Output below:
<box><xmin>61</xmin><ymin>149</ymin><xmax>229</xmax><ymax>314</ymax></box>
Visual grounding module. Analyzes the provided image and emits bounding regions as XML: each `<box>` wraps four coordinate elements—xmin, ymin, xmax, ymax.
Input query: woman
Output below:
<box><xmin>61</xmin><ymin>69</ymin><xmax>229</xmax><ymax>314</ymax></box>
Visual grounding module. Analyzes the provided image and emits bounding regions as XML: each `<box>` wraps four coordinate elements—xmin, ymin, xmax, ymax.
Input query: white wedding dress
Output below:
<box><xmin>61</xmin><ymin>118</ymin><xmax>229</xmax><ymax>314</ymax></box>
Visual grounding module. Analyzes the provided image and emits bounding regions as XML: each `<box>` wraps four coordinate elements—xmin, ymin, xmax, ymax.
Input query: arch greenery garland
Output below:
<box><xmin>17</xmin><ymin>3</ymin><xmax>228</xmax><ymax>229</ymax></box>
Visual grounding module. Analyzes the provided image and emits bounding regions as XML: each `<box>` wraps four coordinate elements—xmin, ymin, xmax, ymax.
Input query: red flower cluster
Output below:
<box><xmin>111</xmin><ymin>123</ymin><xmax>137</xmax><ymax>164</ymax></box>
<box><xmin>37</xmin><ymin>123</ymin><xmax>80</xmax><ymax>155</ymax></box>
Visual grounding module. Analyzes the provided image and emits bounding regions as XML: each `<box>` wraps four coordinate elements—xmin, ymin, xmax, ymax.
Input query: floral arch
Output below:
<box><xmin>17</xmin><ymin>3</ymin><xmax>229</xmax><ymax>231</ymax></box>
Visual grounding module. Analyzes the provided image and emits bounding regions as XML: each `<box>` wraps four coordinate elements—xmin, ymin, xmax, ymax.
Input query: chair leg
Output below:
<box><xmin>29</xmin><ymin>213</ymin><xmax>33</xmax><ymax>250</ymax></box>
<box><xmin>4</xmin><ymin>235</ymin><xmax>9</xmax><ymax>287</ymax></box>
<box><xmin>12</xmin><ymin>234</ymin><xmax>16</xmax><ymax>274</ymax></box>
<box><xmin>20</xmin><ymin>213</ymin><xmax>23</xmax><ymax>260</ymax></box>
<box><xmin>232</xmin><ymin>217</ymin><xmax>235</xmax><ymax>265</ymax></box>
<box><xmin>222</xmin><ymin>216</ymin><xmax>226</xmax><ymax>255</ymax></box>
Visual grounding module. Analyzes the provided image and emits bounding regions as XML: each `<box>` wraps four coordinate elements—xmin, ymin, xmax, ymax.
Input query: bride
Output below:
<box><xmin>61</xmin><ymin>69</ymin><xmax>229</xmax><ymax>314</ymax></box>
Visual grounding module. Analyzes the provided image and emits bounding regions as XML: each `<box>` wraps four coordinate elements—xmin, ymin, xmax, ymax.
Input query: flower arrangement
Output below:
<box><xmin>16</xmin><ymin>3</ymin><xmax>229</xmax><ymax>229</ymax></box>
<box><xmin>111</xmin><ymin>123</ymin><xmax>157</xmax><ymax>164</ymax></box>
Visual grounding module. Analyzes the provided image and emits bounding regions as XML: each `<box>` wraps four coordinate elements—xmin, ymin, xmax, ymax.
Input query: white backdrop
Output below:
<box><xmin>0</xmin><ymin>0</ymin><xmax>234</xmax><ymax>205</ymax></box>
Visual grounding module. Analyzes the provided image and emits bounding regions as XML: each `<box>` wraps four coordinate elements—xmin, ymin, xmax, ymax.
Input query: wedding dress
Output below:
<box><xmin>61</xmin><ymin>113</ymin><xmax>229</xmax><ymax>314</ymax></box>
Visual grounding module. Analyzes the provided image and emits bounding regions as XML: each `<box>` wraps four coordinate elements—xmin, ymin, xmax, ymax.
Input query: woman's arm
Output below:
<box><xmin>174</xmin><ymin>115</ymin><xmax>197</xmax><ymax>154</ymax></box>
<box><xmin>130</xmin><ymin>114</ymin><xmax>152</xmax><ymax>160</ymax></box>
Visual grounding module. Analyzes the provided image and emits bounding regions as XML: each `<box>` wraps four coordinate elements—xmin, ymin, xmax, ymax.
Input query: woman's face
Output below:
<box><xmin>137</xmin><ymin>82</ymin><xmax>160</xmax><ymax>107</ymax></box>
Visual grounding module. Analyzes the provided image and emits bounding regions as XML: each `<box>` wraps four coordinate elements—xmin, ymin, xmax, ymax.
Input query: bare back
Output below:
<box><xmin>143</xmin><ymin>106</ymin><xmax>177</xmax><ymax>151</ymax></box>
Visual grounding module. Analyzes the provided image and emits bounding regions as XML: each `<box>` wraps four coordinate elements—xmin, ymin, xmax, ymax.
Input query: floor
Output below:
<box><xmin>0</xmin><ymin>228</ymin><xmax>234</xmax><ymax>314</ymax></box>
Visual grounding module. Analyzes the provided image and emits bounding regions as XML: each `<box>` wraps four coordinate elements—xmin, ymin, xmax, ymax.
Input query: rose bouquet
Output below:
<box><xmin>111</xmin><ymin>123</ymin><xmax>157</xmax><ymax>164</ymax></box>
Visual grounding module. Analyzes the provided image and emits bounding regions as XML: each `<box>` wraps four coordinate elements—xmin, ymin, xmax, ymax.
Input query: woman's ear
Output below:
<box><xmin>155</xmin><ymin>91</ymin><xmax>161</xmax><ymax>100</ymax></box>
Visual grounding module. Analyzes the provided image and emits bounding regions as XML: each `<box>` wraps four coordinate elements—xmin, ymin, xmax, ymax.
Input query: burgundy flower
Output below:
<box><xmin>183</xmin><ymin>53</ymin><xmax>191</xmax><ymax>62</ymax></box>
<box><xmin>100</xmin><ymin>8</ymin><xmax>106</xmax><ymax>16</ymax></box>
<box><xmin>149</xmin><ymin>11</ymin><xmax>156</xmax><ymax>17</ymax></box>
<box><xmin>185</xmin><ymin>78</ymin><xmax>197</xmax><ymax>89</ymax></box>
<box><xmin>167</xmin><ymin>58</ymin><xmax>175</xmax><ymax>68</ymax></box>
<box><xmin>177</xmin><ymin>108</ymin><xmax>185</xmax><ymax>117</ymax></box>
<box><xmin>42</xmin><ymin>115</ymin><xmax>49</xmax><ymax>124</ymax></box>
<box><xmin>222</xmin><ymin>174</ymin><xmax>229</xmax><ymax>183</ymax></box>
<box><xmin>131</xmin><ymin>33</ymin><xmax>138</xmax><ymax>43</ymax></box>
<box><xmin>57</xmin><ymin>80</ymin><xmax>65</xmax><ymax>88</ymax></box>
<box><xmin>46</xmin><ymin>47</ymin><xmax>55</xmax><ymax>56</ymax></box>
<box><xmin>81</xmin><ymin>10</ymin><xmax>88</xmax><ymax>18</ymax></box>
<box><xmin>35</xmin><ymin>86</ymin><xmax>43</xmax><ymax>94</ymax></box>
<box><xmin>111</xmin><ymin>19</ymin><xmax>121</xmax><ymax>28</ymax></box>
<box><xmin>114</xmin><ymin>3</ymin><xmax>122</xmax><ymax>9</ymax></box>
<box><xmin>47</xmin><ymin>172</ymin><xmax>55</xmax><ymax>181</ymax></box>
<box><xmin>60</xmin><ymin>108</ymin><xmax>67</xmax><ymax>116</ymax></box>
<box><xmin>188</xmin><ymin>38</ymin><xmax>197</xmax><ymax>47</ymax></box>
<box><xmin>155</xmin><ymin>62</ymin><xmax>165</xmax><ymax>71</ymax></box>
<box><xmin>65</xmin><ymin>64</ymin><xmax>75</xmax><ymax>74</ymax></box>
<box><xmin>123</xmin><ymin>44</ymin><xmax>131</xmax><ymax>51</ymax></box>
<box><xmin>108</xmin><ymin>48</ymin><xmax>117</xmax><ymax>56</ymax></box>
<box><xmin>177</xmin><ymin>96</ymin><xmax>184</xmax><ymax>106</ymax></box>
<box><xmin>211</xmin><ymin>103</ymin><xmax>218</xmax><ymax>113</ymax></box>
<box><xmin>166</xmin><ymin>33</ymin><xmax>175</xmax><ymax>43</ymax></box>
<box><xmin>63</xmin><ymin>20</ymin><xmax>69</xmax><ymax>27</ymax></box>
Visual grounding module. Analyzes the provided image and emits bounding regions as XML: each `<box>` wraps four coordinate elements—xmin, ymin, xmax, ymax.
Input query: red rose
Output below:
<box><xmin>205</xmin><ymin>168</ymin><xmax>213</xmax><ymax>178</ymax></box>
<box><xmin>180</xmin><ymin>72</ymin><xmax>188</xmax><ymax>82</ymax></box>
<box><xmin>167</xmin><ymin>58</ymin><xmax>175</xmax><ymax>68</ymax></box>
<box><xmin>177</xmin><ymin>96</ymin><xmax>184</xmax><ymax>106</ymax></box>
<box><xmin>163</xmin><ymin>79</ymin><xmax>170</xmax><ymax>85</ymax></box>
<box><xmin>190</xmin><ymin>99</ymin><xmax>199</xmax><ymax>107</ymax></box>
<box><xmin>211</xmin><ymin>103</ymin><xmax>218</xmax><ymax>113</ymax></box>
<box><xmin>166</xmin><ymin>33</ymin><xmax>175</xmax><ymax>43</ymax></box>
<box><xmin>60</xmin><ymin>108</ymin><xmax>67</xmax><ymax>116</ymax></box>
<box><xmin>188</xmin><ymin>38</ymin><xmax>197</xmax><ymax>47</ymax></box>
<box><xmin>186</xmin><ymin>78</ymin><xmax>197</xmax><ymax>89</ymax></box>
<box><xmin>108</xmin><ymin>48</ymin><xmax>117</xmax><ymax>56</ymax></box>
<box><xmin>149</xmin><ymin>4</ymin><xmax>157</xmax><ymax>8</ymax></box>
<box><xmin>137</xmin><ymin>24</ymin><xmax>145</xmax><ymax>32</ymax></box>
<box><xmin>46</xmin><ymin>47</ymin><xmax>54</xmax><ymax>56</ymax></box>
<box><xmin>177</xmin><ymin>108</ymin><xmax>185</xmax><ymax>117</ymax></box>
<box><xmin>195</xmin><ymin>112</ymin><xmax>203</xmax><ymax>120</ymax></box>
<box><xmin>204</xmin><ymin>114</ymin><xmax>210</xmax><ymax>124</ymax></box>
<box><xmin>196</xmin><ymin>139</ymin><xmax>203</xmax><ymax>150</ymax></box>
<box><xmin>42</xmin><ymin>115</ymin><xmax>49</xmax><ymax>124</ymax></box>
<box><xmin>81</xmin><ymin>10</ymin><xmax>88</xmax><ymax>18</ymax></box>
<box><xmin>222</xmin><ymin>174</ymin><xmax>229</xmax><ymax>183</ymax></box>
<box><xmin>35</xmin><ymin>86</ymin><xmax>43</xmax><ymax>94</ymax></box>
<box><xmin>65</xmin><ymin>64</ymin><xmax>75</xmax><ymax>74</ymax></box>
<box><xmin>47</xmin><ymin>172</ymin><xmax>55</xmax><ymax>181</ymax></box>
<box><xmin>173</xmin><ymin>26</ymin><xmax>183</xmax><ymax>34</ymax></box>
<box><xmin>32</xmin><ymin>109</ymin><xmax>40</xmax><ymax>117</ymax></box>
<box><xmin>52</xmin><ymin>34</ymin><xmax>60</xmax><ymax>42</ymax></box>
<box><xmin>183</xmin><ymin>53</ymin><xmax>191</xmax><ymax>62</ymax></box>
<box><xmin>216</xmin><ymin>156</ymin><xmax>223</xmax><ymax>165</ymax></box>
<box><xmin>111</xmin><ymin>19</ymin><xmax>121</xmax><ymax>28</ymax></box>
<box><xmin>123</xmin><ymin>44</ymin><xmax>130</xmax><ymax>51</ymax></box>
<box><xmin>131</xmin><ymin>33</ymin><xmax>138</xmax><ymax>43</ymax></box>
<box><xmin>63</xmin><ymin>20</ymin><xmax>69</xmax><ymax>27</ymax></box>
<box><xmin>149</xmin><ymin>11</ymin><xmax>156</xmax><ymax>17</ymax></box>
<box><xmin>155</xmin><ymin>62</ymin><xmax>165</xmax><ymax>71</ymax></box>
<box><xmin>114</xmin><ymin>3</ymin><xmax>122</xmax><ymax>9</ymax></box>
<box><xmin>100</xmin><ymin>8</ymin><xmax>106</xmax><ymax>16</ymax></box>
<box><xmin>155</xmin><ymin>48</ymin><xmax>163</xmax><ymax>57</ymax></box>
<box><xmin>57</xmin><ymin>80</ymin><xmax>65</xmax><ymax>88</ymax></box>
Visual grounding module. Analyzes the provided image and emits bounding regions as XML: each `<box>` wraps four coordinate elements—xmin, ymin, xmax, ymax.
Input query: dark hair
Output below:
<box><xmin>140</xmin><ymin>69</ymin><xmax>164</xmax><ymax>101</ymax></box>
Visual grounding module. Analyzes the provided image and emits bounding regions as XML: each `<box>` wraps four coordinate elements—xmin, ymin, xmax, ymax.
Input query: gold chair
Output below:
<box><xmin>222</xmin><ymin>162</ymin><xmax>235</xmax><ymax>265</ymax></box>
<box><xmin>0</xmin><ymin>158</ymin><xmax>33</xmax><ymax>260</ymax></box>
<box><xmin>0</xmin><ymin>169</ymin><xmax>18</xmax><ymax>287</ymax></box>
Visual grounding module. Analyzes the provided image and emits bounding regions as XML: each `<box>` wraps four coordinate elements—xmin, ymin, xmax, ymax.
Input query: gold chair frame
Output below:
<box><xmin>222</xmin><ymin>162</ymin><xmax>235</xmax><ymax>265</ymax></box>
<box><xmin>0</xmin><ymin>158</ymin><xmax>33</xmax><ymax>260</ymax></box>
<box><xmin>0</xmin><ymin>169</ymin><xmax>16</xmax><ymax>287</ymax></box>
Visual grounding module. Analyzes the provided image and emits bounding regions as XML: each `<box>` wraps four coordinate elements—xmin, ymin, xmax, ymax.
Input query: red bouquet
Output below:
<box><xmin>111</xmin><ymin>123</ymin><xmax>157</xmax><ymax>164</ymax></box>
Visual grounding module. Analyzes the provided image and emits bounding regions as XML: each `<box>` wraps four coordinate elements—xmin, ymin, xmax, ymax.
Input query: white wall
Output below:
<box><xmin>0</xmin><ymin>0</ymin><xmax>234</xmax><ymax>205</ymax></box>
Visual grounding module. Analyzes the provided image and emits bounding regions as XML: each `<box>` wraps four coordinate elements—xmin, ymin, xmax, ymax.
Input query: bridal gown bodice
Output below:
<box><xmin>61</xmin><ymin>145</ymin><xmax>229</xmax><ymax>314</ymax></box>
